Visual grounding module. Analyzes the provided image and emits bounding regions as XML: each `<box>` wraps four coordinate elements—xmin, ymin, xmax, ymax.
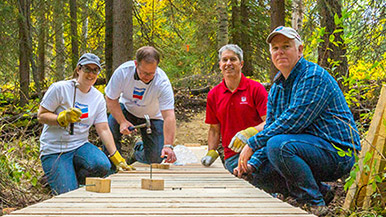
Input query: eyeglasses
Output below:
<box><xmin>137</xmin><ymin>66</ymin><xmax>155</xmax><ymax>77</ymax></box>
<box><xmin>80</xmin><ymin>65</ymin><xmax>100</xmax><ymax>75</ymax></box>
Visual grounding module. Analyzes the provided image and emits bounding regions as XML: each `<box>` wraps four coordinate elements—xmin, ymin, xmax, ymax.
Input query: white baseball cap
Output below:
<box><xmin>77</xmin><ymin>53</ymin><xmax>101</xmax><ymax>69</ymax></box>
<box><xmin>266</xmin><ymin>26</ymin><xmax>302</xmax><ymax>43</ymax></box>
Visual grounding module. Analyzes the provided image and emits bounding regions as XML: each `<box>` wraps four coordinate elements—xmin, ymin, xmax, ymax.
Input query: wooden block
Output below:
<box><xmin>151</xmin><ymin>163</ymin><xmax>170</xmax><ymax>169</ymax></box>
<box><xmin>2</xmin><ymin>207</ymin><xmax>17</xmax><ymax>215</ymax></box>
<box><xmin>184</xmin><ymin>143</ymin><xmax>201</xmax><ymax>147</ymax></box>
<box><xmin>85</xmin><ymin>177</ymin><xmax>111</xmax><ymax>193</ymax></box>
<box><xmin>141</xmin><ymin>178</ymin><xmax>164</xmax><ymax>190</ymax></box>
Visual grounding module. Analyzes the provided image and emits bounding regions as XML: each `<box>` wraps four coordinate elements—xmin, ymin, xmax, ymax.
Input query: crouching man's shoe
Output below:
<box><xmin>306</xmin><ymin>205</ymin><xmax>328</xmax><ymax>216</ymax></box>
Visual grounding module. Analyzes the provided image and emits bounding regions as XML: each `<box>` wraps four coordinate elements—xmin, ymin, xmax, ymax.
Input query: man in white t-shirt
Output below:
<box><xmin>105</xmin><ymin>46</ymin><xmax>177</xmax><ymax>164</ymax></box>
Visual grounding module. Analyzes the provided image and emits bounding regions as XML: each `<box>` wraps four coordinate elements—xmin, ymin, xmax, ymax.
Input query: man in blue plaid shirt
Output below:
<box><xmin>229</xmin><ymin>26</ymin><xmax>360</xmax><ymax>214</ymax></box>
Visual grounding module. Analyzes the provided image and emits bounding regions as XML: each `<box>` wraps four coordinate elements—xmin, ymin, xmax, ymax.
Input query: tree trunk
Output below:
<box><xmin>230</xmin><ymin>0</ymin><xmax>253</xmax><ymax>76</ymax></box>
<box><xmin>38</xmin><ymin>26</ymin><xmax>45</xmax><ymax>86</ymax></box>
<box><xmin>27</xmin><ymin>3</ymin><xmax>38</xmax><ymax>98</ymax></box>
<box><xmin>54</xmin><ymin>0</ymin><xmax>65</xmax><ymax>81</ymax></box>
<box><xmin>317</xmin><ymin>0</ymin><xmax>348</xmax><ymax>91</ymax></box>
<box><xmin>113</xmin><ymin>0</ymin><xmax>133</xmax><ymax>71</ymax></box>
<box><xmin>105</xmin><ymin>0</ymin><xmax>113</xmax><ymax>81</ymax></box>
<box><xmin>17</xmin><ymin>0</ymin><xmax>30</xmax><ymax>106</ymax></box>
<box><xmin>291</xmin><ymin>0</ymin><xmax>304</xmax><ymax>31</ymax></box>
<box><xmin>37</xmin><ymin>5</ymin><xmax>46</xmax><ymax>95</ymax></box>
<box><xmin>216</xmin><ymin>0</ymin><xmax>228</xmax><ymax>50</ymax></box>
<box><xmin>81</xmin><ymin>1</ymin><xmax>89</xmax><ymax>52</ymax></box>
<box><xmin>269</xmin><ymin>0</ymin><xmax>285</xmax><ymax>82</ymax></box>
<box><xmin>239</xmin><ymin>0</ymin><xmax>253</xmax><ymax>76</ymax></box>
<box><xmin>70</xmin><ymin>0</ymin><xmax>79</xmax><ymax>69</ymax></box>
<box><xmin>230</xmin><ymin>0</ymin><xmax>241</xmax><ymax>43</ymax></box>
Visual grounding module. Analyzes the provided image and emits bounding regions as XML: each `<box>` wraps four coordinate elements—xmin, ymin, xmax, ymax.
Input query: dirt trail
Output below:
<box><xmin>175</xmin><ymin>111</ymin><xmax>208</xmax><ymax>146</ymax></box>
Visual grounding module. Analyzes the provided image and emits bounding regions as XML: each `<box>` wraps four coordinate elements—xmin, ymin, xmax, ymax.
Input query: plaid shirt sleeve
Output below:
<box><xmin>264</xmin><ymin>87</ymin><xmax>275</xmax><ymax>128</ymax></box>
<box><xmin>248</xmin><ymin>146</ymin><xmax>268</xmax><ymax>170</ymax></box>
<box><xmin>248</xmin><ymin>65</ymin><xmax>334</xmax><ymax>151</ymax></box>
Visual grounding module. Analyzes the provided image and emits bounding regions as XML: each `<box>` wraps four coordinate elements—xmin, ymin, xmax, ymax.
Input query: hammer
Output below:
<box><xmin>70</xmin><ymin>80</ymin><xmax>80</xmax><ymax>135</ymax></box>
<box><xmin>128</xmin><ymin>114</ymin><xmax>152</xmax><ymax>134</ymax></box>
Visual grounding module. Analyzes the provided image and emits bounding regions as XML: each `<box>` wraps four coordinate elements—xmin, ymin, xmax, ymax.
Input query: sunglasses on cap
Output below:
<box><xmin>80</xmin><ymin>64</ymin><xmax>100</xmax><ymax>75</ymax></box>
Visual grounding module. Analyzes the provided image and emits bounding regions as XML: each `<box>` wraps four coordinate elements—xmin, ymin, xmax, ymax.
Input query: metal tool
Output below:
<box><xmin>70</xmin><ymin>80</ymin><xmax>79</xmax><ymax>135</ymax></box>
<box><xmin>150</xmin><ymin>164</ymin><xmax>153</xmax><ymax>179</ymax></box>
<box><xmin>79</xmin><ymin>184</ymin><xmax>96</xmax><ymax>187</ymax></box>
<box><xmin>128</xmin><ymin>114</ymin><xmax>152</xmax><ymax>134</ymax></box>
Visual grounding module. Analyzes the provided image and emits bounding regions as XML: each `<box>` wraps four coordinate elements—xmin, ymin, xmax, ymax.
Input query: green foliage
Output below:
<box><xmin>0</xmin><ymin>96</ymin><xmax>49</xmax><ymax>208</ymax></box>
<box><xmin>1</xmin><ymin>137</ymin><xmax>42</xmax><ymax>186</ymax></box>
<box><xmin>333</xmin><ymin>144</ymin><xmax>353</xmax><ymax>158</ymax></box>
<box><xmin>345</xmin><ymin>161</ymin><xmax>358</xmax><ymax>191</ymax></box>
<box><xmin>132</xmin><ymin>0</ymin><xmax>219</xmax><ymax>79</ymax></box>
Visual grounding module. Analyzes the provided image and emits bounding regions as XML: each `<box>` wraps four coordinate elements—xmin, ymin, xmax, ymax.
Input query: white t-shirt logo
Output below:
<box><xmin>75</xmin><ymin>102</ymin><xmax>89</xmax><ymax>119</ymax></box>
<box><xmin>133</xmin><ymin>87</ymin><xmax>146</xmax><ymax>100</ymax></box>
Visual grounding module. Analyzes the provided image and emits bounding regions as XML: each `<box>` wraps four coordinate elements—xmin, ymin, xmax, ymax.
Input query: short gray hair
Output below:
<box><xmin>218</xmin><ymin>44</ymin><xmax>243</xmax><ymax>61</ymax></box>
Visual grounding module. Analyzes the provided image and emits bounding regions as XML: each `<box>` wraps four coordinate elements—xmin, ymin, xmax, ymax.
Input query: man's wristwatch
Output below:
<box><xmin>163</xmin><ymin>144</ymin><xmax>174</xmax><ymax>150</ymax></box>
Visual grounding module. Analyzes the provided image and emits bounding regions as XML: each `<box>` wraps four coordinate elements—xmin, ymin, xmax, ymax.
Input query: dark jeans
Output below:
<box><xmin>253</xmin><ymin>134</ymin><xmax>355</xmax><ymax>206</ymax></box>
<box><xmin>224</xmin><ymin>154</ymin><xmax>239</xmax><ymax>174</ymax></box>
<box><xmin>41</xmin><ymin>142</ymin><xmax>111</xmax><ymax>195</ymax></box>
<box><xmin>225</xmin><ymin>152</ymin><xmax>289</xmax><ymax>196</ymax></box>
<box><xmin>107</xmin><ymin>103</ymin><xmax>164</xmax><ymax>164</ymax></box>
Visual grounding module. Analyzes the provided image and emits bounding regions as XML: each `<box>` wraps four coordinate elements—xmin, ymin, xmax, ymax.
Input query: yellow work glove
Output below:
<box><xmin>201</xmin><ymin>150</ymin><xmax>219</xmax><ymax>167</ymax></box>
<box><xmin>228</xmin><ymin>127</ymin><xmax>259</xmax><ymax>153</ymax></box>
<box><xmin>109</xmin><ymin>151</ymin><xmax>136</xmax><ymax>171</ymax></box>
<box><xmin>57</xmin><ymin>108</ymin><xmax>82</xmax><ymax>127</ymax></box>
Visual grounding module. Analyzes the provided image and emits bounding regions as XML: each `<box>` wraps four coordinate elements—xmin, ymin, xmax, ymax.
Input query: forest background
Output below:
<box><xmin>0</xmin><ymin>0</ymin><xmax>386</xmax><ymax>216</ymax></box>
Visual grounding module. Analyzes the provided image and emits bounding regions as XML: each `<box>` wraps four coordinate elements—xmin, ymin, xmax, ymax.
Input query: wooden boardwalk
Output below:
<box><xmin>6</xmin><ymin>147</ymin><xmax>315</xmax><ymax>217</ymax></box>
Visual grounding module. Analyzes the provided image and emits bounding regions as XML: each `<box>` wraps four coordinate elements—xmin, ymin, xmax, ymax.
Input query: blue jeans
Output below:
<box><xmin>107</xmin><ymin>103</ymin><xmax>164</xmax><ymax>164</ymax></box>
<box><xmin>40</xmin><ymin>142</ymin><xmax>111</xmax><ymax>195</ymax></box>
<box><xmin>224</xmin><ymin>154</ymin><xmax>239</xmax><ymax>174</ymax></box>
<box><xmin>261</xmin><ymin>134</ymin><xmax>355</xmax><ymax>206</ymax></box>
<box><xmin>226</xmin><ymin>152</ymin><xmax>289</xmax><ymax>196</ymax></box>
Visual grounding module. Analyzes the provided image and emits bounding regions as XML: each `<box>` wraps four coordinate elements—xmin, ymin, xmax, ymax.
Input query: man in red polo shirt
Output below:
<box><xmin>202</xmin><ymin>44</ymin><xmax>268</xmax><ymax>175</ymax></box>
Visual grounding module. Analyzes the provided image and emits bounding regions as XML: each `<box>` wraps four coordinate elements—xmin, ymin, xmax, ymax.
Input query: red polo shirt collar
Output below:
<box><xmin>219</xmin><ymin>74</ymin><xmax>248</xmax><ymax>93</ymax></box>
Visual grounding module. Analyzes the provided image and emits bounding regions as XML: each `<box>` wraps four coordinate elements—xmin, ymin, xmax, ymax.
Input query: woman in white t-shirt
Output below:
<box><xmin>37</xmin><ymin>53</ymin><xmax>133</xmax><ymax>195</ymax></box>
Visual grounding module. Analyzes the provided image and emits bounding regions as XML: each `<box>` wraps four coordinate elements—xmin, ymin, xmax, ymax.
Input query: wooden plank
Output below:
<box><xmin>6</xmin><ymin>146</ymin><xmax>314</xmax><ymax>217</ymax></box>
<box><xmin>56</xmin><ymin>188</ymin><xmax>274</xmax><ymax>198</ymax></box>
<box><xmin>344</xmin><ymin>84</ymin><xmax>386</xmax><ymax>209</ymax></box>
<box><xmin>363</xmin><ymin>105</ymin><xmax>386</xmax><ymax>208</ymax></box>
<box><xmin>10</xmin><ymin>207</ymin><xmax>311</xmax><ymax>215</ymax></box>
<box><xmin>151</xmin><ymin>163</ymin><xmax>170</xmax><ymax>169</ymax></box>
<box><xmin>8</xmin><ymin>215</ymin><xmax>315</xmax><ymax>217</ymax></box>
<box><xmin>41</xmin><ymin>197</ymin><xmax>285</xmax><ymax>203</ymax></box>
<box><xmin>28</xmin><ymin>202</ymin><xmax>296</xmax><ymax>208</ymax></box>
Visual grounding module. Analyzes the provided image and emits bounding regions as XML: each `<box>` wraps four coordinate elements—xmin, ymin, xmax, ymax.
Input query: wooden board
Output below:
<box><xmin>141</xmin><ymin>178</ymin><xmax>164</xmax><ymax>190</ymax></box>
<box><xmin>151</xmin><ymin>163</ymin><xmax>170</xmax><ymax>169</ymax></box>
<box><xmin>85</xmin><ymin>177</ymin><xmax>111</xmax><ymax>193</ymax></box>
<box><xmin>6</xmin><ymin>147</ymin><xmax>315</xmax><ymax>216</ymax></box>
<box><xmin>344</xmin><ymin>84</ymin><xmax>386</xmax><ymax>209</ymax></box>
